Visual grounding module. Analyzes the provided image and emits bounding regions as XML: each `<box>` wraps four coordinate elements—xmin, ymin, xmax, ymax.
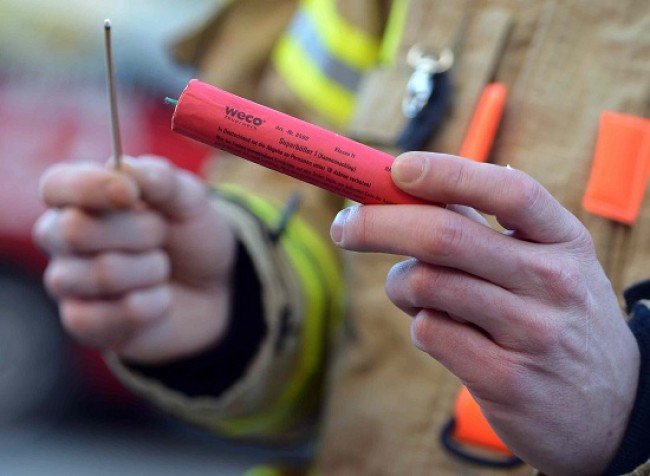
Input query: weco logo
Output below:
<box><xmin>225</xmin><ymin>106</ymin><xmax>264</xmax><ymax>127</ymax></box>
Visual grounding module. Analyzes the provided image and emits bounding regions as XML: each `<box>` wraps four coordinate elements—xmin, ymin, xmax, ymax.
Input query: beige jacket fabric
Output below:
<box><xmin>112</xmin><ymin>1</ymin><xmax>650</xmax><ymax>475</ymax></box>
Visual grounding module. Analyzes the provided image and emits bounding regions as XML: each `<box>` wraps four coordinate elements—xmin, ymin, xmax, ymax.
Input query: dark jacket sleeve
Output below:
<box><xmin>604</xmin><ymin>280</ymin><xmax>650</xmax><ymax>475</ymax></box>
<box><xmin>106</xmin><ymin>186</ymin><xmax>344</xmax><ymax>443</ymax></box>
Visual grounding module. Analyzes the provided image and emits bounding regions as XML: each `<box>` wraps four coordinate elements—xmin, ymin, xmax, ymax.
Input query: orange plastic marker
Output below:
<box><xmin>167</xmin><ymin>80</ymin><xmax>430</xmax><ymax>206</ymax></box>
<box><xmin>582</xmin><ymin>111</ymin><xmax>650</xmax><ymax>224</ymax></box>
<box><xmin>441</xmin><ymin>385</ymin><xmax>521</xmax><ymax>467</ymax></box>
<box><xmin>452</xmin><ymin>386</ymin><xmax>511</xmax><ymax>454</ymax></box>
<box><xmin>459</xmin><ymin>82</ymin><xmax>507</xmax><ymax>163</ymax></box>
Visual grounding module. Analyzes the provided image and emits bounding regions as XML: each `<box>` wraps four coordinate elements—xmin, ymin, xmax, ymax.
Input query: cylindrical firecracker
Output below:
<box><xmin>169</xmin><ymin>79</ymin><xmax>430</xmax><ymax>205</ymax></box>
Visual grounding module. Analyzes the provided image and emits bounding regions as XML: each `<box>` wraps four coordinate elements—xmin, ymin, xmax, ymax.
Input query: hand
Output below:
<box><xmin>33</xmin><ymin>156</ymin><xmax>237</xmax><ymax>364</ymax></box>
<box><xmin>330</xmin><ymin>152</ymin><xmax>640</xmax><ymax>476</ymax></box>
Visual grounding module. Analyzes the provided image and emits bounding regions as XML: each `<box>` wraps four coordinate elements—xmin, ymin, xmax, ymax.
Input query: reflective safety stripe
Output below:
<box><xmin>212</xmin><ymin>184</ymin><xmax>344</xmax><ymax>437</ymax></box>
<box><xmin>289</xmin><ymin>10</ymin><xmax>363</xmax><ymax>92</ymax></box>
<box><xmin>273</xmin><ymin>36</ymin><xmax>356</xmax><ymax>127</ymax></box>
<box><xmin>273</xmin><ymin>0</ymin><xmax>381</xmax><ymax>126</ymax></box>
<box><xmin>379</xmin><ymin>0</ymin><xmax>410</xmax><ymax>65</ymax></box>
<box><xmin>301</xmin><ymin>0</ymin><xmax>379</xmax><ymax>70</ymax></box>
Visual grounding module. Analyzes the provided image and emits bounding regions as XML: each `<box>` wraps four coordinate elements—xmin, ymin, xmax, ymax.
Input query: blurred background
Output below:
<box><xmin>0</xmin><ymin>0</ymin><xmax>302</xmax><ymax>474</ymax></box>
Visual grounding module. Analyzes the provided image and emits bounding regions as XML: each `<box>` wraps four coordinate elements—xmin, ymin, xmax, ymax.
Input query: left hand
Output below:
<box><xmin>330</xmin><ymin>152</ymin><xmax>639</xmax><ymax>476</ymax></box>
<box><xmin>33</xmin><ymin>156</ymin><xmax>237</xmax><ymax>364</ymax></box>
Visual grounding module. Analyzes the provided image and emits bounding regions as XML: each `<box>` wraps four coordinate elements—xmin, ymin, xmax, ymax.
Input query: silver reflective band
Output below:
<box><xmin>288</xmin><ymin>10</ymin><xmax>363</xmax><ymax>92</ymax></box>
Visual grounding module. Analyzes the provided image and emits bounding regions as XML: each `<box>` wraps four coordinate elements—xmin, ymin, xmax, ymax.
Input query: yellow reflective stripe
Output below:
<box><xmin>221</xmin><ymin>183</ymin><xmax>342</xmax><ymax>364</ymax></box>
<box><xmin>272</xmin><ymin>0</ymin><xmax>383</xmax><ymax>126</ymax></box>
<box><xmin>218</xmin><ymin>185</ymin><xmax>339</xmax><ymax>286</ymax></box>
<box><xmin>379</xmin><ymin>0</ymin><xmax>410</xmax><ymax>65</ymax></box>
<box><xmin>213</xmin><ymin>185</ymin><xmax>343</xmax><ymax>436</ymax></box>
<box><xmin>214</xmin><ymin>256</ymin><xmax>323</xmax><ymax>435</ymax></box>
<box><xmin>217</xmin><ymin>198</ymin><xmax>332</xmax><ymax>434</ymax></box>
<box><xmin>303</xmin><ymin>0</ymin><xmax>380</xmax><ymax>69</ymax></box>
<box><xmin>296</xmin><ymin>213</ymin><xmax>345</xmax><ymax>334</ymax></box>
<box><xmin>218</xmin><ymin>187</ymin><xmax>342</xmax><ymax>313</ymax></box>
<box><xmin>273</xmin><ymin>35</ymin><xmax>356</xmax><ymax>126</ymax></box>
<box><xmin>221</xmin><ymin>182</ymin><xmax>342</xmax><ymax>346</ymax></box>
<box><xmin>288</xmin><ymin>9</ymin><xmax>364</xmax><ymax>92</ymax></box>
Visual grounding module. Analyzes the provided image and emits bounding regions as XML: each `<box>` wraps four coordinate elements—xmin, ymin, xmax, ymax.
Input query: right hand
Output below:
<box><xmin>33</xmin><ymin>155</ymin><xmax>237</xmax><ymax>364</ymax></box>
<box><xmin>331</xmin><ymin>152</ymin><xmax>640</xmax><ymax>476</ymax></box>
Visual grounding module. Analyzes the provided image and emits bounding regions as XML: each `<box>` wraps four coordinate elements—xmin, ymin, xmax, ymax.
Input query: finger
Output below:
<box><xmin>387</xmin><ymin>259</ymin><xmax>535</xmax><ymax>351</ymax></box>
<box><xmin>60</xmin><ymin>285</ymin><xmax>172</xmax><ymax>350</ymax></box>
<box><xmin>45</xmin><ymin>250</ymin><xmax>170</xmax><ymax>299</ymax></box>
<box><xmin>410</xmin><ymin>308</ymin><xmax>516</xmax><ymax>395</ymax></box>
<box><xmin>120</xmin><ymin>156</ymin><xmax>211</xmax><ymax>220</ymax></box>
<box><xmin>332</xmin><ymin>204</ymin><xmax>531</xmax><ymax>290</ymax></box>
<box><xmin>39</xmin><ymin>162</ymin><xmax>139</xmax><ymax>211</ymax></box>
<box><xmin>392</xmin><ymin>152</ymin><xmax>584</xmax><ymax>243</ymax></box>
<box><xmin>34</xmin><ymin>207</ymin><xmax>167</xmax><ymax>255</ymax></box>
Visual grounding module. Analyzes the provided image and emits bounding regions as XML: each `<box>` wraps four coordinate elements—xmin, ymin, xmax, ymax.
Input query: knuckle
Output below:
<box><xmin>134</xmin><ymin>157</ymin><xmax>176</xmax><ymax>201</ymax></box>
<box><xmin>531</xmin><ymin>258</ymin><xmax>587</xmax><ymax>305</ymax></box>
<box><xmin>148</xmin><ymin>250</ymin><xmax>170</xmax><ymax>280</ymax></box>
<box><xmin>481</xmin><ymin>358</ymin><xmax>530</xmax><ymax>401</ymax></box>
<box><xmin>521</xmin><ymin>315</ymin><xmax>562</xmax><ymax>352</ymax></box>
<box><xmin>422</xmin><ymin>214</ymin><xmax>465</xmax><ymax>259</ymax></box>
<box><xmin>506</xmin><ymin>171</ymin><xmax>543</xmax><ymax>213</ymax></box>
<box><xmin>59</xmin><ymin>209</ymin><xmax>91</xmax><ymax>251</ymax></box>
<box><xmin>139</xmin><ymin>249</ymin><xmax>171</xmax><ymax>280</ymax></box>
<box><xmin>92</xmin><ymin>254</ymin><xmax>123</xmax><ymax>293</ymax></box>
<box><xmin>122</xmin><ymin>286</ymin><xmax>170</xmax><ymax>326</ymax></box>
<box><xmin>447</xmin><ymin>160</ymin><xmax>471</xmax><ymax>189</ymax></box>
<box><xmin>410</xmin><ymin>263</ymin><xmax>444</xmax><ymax>298</ymax></box>
<box><xmin>573</xmin><ymin>226</ymin><xmax>597</xmax><ymax>256</ymax></box>
<box><xmin>144</xmin><ymin>212</ymin><xmax>167</xmax><ymax>239</ymax></box>
<box><xmin>159</xmin><ymin>251</ymin><xmax>172</xmax><ymax>278</ymax></box>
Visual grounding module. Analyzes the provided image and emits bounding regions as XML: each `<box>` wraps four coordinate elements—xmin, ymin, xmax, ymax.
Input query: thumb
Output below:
<box><xmin>121</xmin><ymin>155</ymin><xmax>210</xmax><ymax>220</ymax></box>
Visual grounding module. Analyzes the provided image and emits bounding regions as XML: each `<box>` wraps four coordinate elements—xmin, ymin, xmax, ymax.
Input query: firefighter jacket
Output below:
<box><xmin>110</xmin><ymin>1</ymin><xmax>650</xmax><ymax>475</ymax></box>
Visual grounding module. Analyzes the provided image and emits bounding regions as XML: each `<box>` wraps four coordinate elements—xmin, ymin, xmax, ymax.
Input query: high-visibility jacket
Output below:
<box><xmin>111</xmin><ymin>1</ymin><xmax>650</xmax><ymax>475</ymax></box>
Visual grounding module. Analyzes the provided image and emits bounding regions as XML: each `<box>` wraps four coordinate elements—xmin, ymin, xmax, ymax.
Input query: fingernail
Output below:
<box><xmin>392</xmin><ymin>154</ymin><xmax>425</xmax><ymax>184</ymax></box>
<box><xmin>330</xmin><ymin>208</ymin><xmax>351</xmax><ymax>244</ymax></box>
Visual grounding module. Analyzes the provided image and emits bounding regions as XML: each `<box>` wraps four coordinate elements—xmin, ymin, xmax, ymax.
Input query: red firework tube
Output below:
<box><xmin>169</xmin><ymin>80</ymin><xmax>429</xmax><ymax>205</ymax></box>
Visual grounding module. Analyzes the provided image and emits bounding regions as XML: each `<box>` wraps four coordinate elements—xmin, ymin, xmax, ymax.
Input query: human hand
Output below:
<box><xmin>33</xmin><ymin>156</ymin><xmax>237</xmax><ymax>364</ymax></box>
<box><xmin>330</xmin><ymin>152</ymin><xmax>640</xmax><ymax>476</ymax></box>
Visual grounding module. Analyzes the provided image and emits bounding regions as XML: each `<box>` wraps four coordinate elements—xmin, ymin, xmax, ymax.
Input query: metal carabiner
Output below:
<box><xmin>402</xmin><ymin>45</ymin><xmax>454</xmax><ymax>119</ymax></box>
